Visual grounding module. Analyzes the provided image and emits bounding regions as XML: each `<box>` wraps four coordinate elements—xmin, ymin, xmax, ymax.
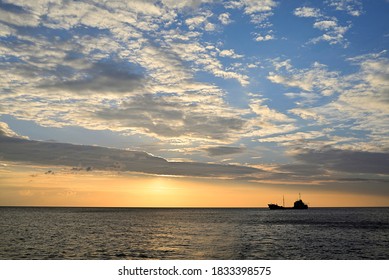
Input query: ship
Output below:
<box><xmin>268</xmin><ymin>194</ymin><xmax>308</xmax><ymax>210</ymax></box>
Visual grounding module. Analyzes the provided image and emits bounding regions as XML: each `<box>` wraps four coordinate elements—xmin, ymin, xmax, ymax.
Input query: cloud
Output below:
<box><xmin>284</xmin><ymin>92</ymin><xmax>321</xmax><ymax>106</ymax></box>
<box><xmin>0</xmin><ymin>0</ymin><xmax>387</xmax><ymax>186</ymax></box>
<box><xmin>183</xmin><ymin>10</ymin><xmax>216</xmax><ymax>31</ymax></box>
<box><xmin>326</xmin><ymin>0</ymin><xmax>363</xmax><ymax>16</ymax></box>
<box><xmin>185</xmin><ymin>12</ymin><xmax>212</xmax><ymax>30</ymax></box>
<box><xmin>244</xmin><ymin>99</ymin><xmax>298</xmax><ymax>138</ymax></box>
<box><xmin>267</xmin><ymin>53</ymin><xmax>389</xmax><ymax>154</ymax></box>
<box><xmin>0</xmin><ymin>1</ymin><xmax>40</xmax><ymax>27</ymax></box>
<box><xmin>93</xmin><ymin>94</ymin><xmax>248</xmax><ymax>141</ymax></box>
<box><xmin>0</xmin><ymin>121</ymin><xmax>25</xmax><ymax>138</ymax></box>
<box><xmin>293</xmin><ymin>7</ymin><xmax>321</xmax><ymax>18</ymax></box>
<box><xmin>218</xmin><ymin>12</ymin><xmax>232</xmax><ymax>25</ymax></box>
<box><xmin>161</xmin><ymin>0</ymin><xmax>213</xmax><ymax>9</ymax></box>
<box><xmin>40</xmin><ymin>60</ymin><xmax>146</xmax><ymax>95</ymax></box>
<box><xmin>219</xmin><ymin>49</ymin><xmax>244</xmax><ymax>59</ymax></box>
<box><xmin>205</xmin><ymin>146</ymin><xmax>246</xmax><ymax>157</ymax></box>
<box><xmin>262</xmin><ymin>146</ymin><xmax>389</xmax><ymax>184</ymax></box>
<box><xmin>294</xmin><ymin>5</ymin><xmax>351</xmax><ymax>46</ymax></box>
<box><xmin>268</xmin><ymin>62</ymin><xmax>342</xmax><ymax>96</ymax></box>
<box><xmin>294</xmin><ymin>148</ymin><xmax>389</xmax><ymax>175</ymax></box>
<box><xmin>258</xmin><ymin>131</ymin><xmax>324</xmax><ymax>144</ymax></box>
<box><xmin>310</xmin><ymin>21</ymin><xmax>351</xmax><ymax>46</ymax></box>
<box><xmin>276</xmin><ymin>163</ymin><xmax>327</xmax><ymax>177</ymax></box>
<box><xmin>288</xmin><ymin>108</ymin><xmax>322</xmax><ymax>121</ymax></box>
<box><xmin>2</xmin><ymin>130</ymin><xmax>388</xmax><ymax>185</ymax></box>
<box><xmin>204</xmin><ymin>22</ymin><xmax>216</xmax><ymax>31</ymax></box>
<box><xmin>313</xmin><ymin>20</ymin><xmax>338</xmax><ymax>30</ymax></box>
<box><xmin>168</xmin><ymin>41</ymin><xmax>250</xmax><ymax>86</ymax></box>
<box><xmin>255</xmin><ymin>34</ymin><xmax>274</xmax><ymax>41</ymax></box>
<box><xmin>348</xmin><ymin>51</ymin><xmax>389</xmax><ymax>94</ymax></box>
<box><xmin>240</xmin><ymin>0</ymin><xmax>278</xmax><ymax>14</ymax></box>
<box><xmin>249</xmin><ymin>100</ymin><xmax>294</xmax><ymax>123</ymax></box>
<box><xmin>0</xmin><ymin>0</ymin><xmax>255</xmax><ymax>149</ymax></box>
<box><xmin>0</xmin><ymin>135</ymin><xmax>262</xmax><ymax>178</ymax></box>
<box><xmin>224</xmin><ymin>0</ymin><xmax>277</xmax><ymax>39</ymax></box>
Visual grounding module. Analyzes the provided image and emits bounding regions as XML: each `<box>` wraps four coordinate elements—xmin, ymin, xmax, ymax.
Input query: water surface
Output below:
<box><xmin>0</xmin><ymin>207</ymin><xmax>388</xmax><ymax>259</ymax></box>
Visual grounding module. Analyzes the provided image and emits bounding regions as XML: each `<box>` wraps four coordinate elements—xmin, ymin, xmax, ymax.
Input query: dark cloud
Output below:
<box><xmin>183</xmin><ymin>114</ymin><xmax>245</xmax><ymax>140</ymax></box>
<box><xmin>1</xmin><ymin>132</ymin><xmax>388</xmax><ymax>186</ymax></box>
<box><xmin>0</xmin><ymin>135</ymin><xmax>160</xmax><ymax>169</ymax></box>
<box><xmin>205</xmin><ymin>146</ymin><xmax>246</xmax><ymax>156</ymax></box>
<box><xmin>40</xmin><ymin>60</ymin><xmax>145</xmax><ymax>94</ymax></box>
<box><xmin>276</xmin><ymin>163</ymin><xmax>327</xmax><ymax>176</ymax></box>
<box><xmin>0</xmin><ymin>135</ymin><xmax>261</xmax><ymax>178</ymax></box>
<box><xmin>262</xmin><ymin>148</ymin><xmax>389</xmax><ymax>183</ymax></box>
<box><xmin>335</xmin><ymin>178</ymin><xmax>389</xmax><ymax>183</ymax></box>
<box><xmin>294</xmin><ymin>148</ymin><xmax>389</xmax><ymax>175</ymax></box>
<box><xmin>95</xmin><ymin>94</ymin><xmax>246</xmax><ymax>139</ymax></box>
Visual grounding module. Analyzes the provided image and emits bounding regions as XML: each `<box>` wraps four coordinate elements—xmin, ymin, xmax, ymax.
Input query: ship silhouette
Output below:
<box><xmin>268</xmin><ymin>194</ymin><xmax>308</xmax><ymax>210</ymax></box>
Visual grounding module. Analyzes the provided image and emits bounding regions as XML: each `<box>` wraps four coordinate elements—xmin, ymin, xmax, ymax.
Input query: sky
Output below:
<box><xmin>0</xmin><ymin>0</ymin><xmax>388</xmax><ymax>207</ymax></box>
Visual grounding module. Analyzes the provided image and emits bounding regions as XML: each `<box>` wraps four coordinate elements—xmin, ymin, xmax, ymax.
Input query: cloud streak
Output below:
<box><xmin>294</xmin><ymin>148</ymin><xmax>389</xmax><ymax>175</ymax></box>
<box><xmin>0</xmin><ymin>134</ymin><xmax>261</xmax><ymax>179</ymax></box>
<box><xmin>205</xmin><ymin>146</ymin><xmax>246</xmax><ymax>157</ymax></box>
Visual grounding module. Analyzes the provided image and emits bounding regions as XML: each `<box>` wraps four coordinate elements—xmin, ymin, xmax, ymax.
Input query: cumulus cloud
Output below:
<box><xmin>183</xmin><ymin>10</ymin><xmax>216</xmax><ymax>31</ymax></box>
<box><xmin>0</xmin><ymin>0</ymin><xmax>253</xmax><ymax>149</ymax></box>
<box><xmin>168</xmin><ymin>41</ymin><xmax>250</xmax><ymax>86</ymax></box>
<box><xmin>240</xmin><ymin>0</ymin><xmax>278</xmax><ymax>14</ymax></box>
<box><xmin>204</xmin><ymin>22</ymin><xmax>216</xmax><ymax>31</ymax></box>
<box><xmin>218</xmin><ymin>12</ymin><xmax>232</xmax><ymax>25</ymax></box>
<box><xmin>268</xmin><ymin>53</ymin><xmax>389</xmax><ymax>154</ymax></box>
<box><xmin>294</xmin><ymin>4</ymin><xmax>352</xmax><ymax>46</ymax></box>
<box><xmin>255</xmin><ymin>34</ymin><xmax>274</xmax><ymax>41</ymax></box>
<box><xmin>326</xmin><ymin>0</ymin><xmax>363</xmax><ymax>16</ymax></box>
<box><xmin>161</xmin><ymin>0</ymin><xmax>213</xmax><ymax>9</ymax></box>
<box><xmin>249</xmin><ymin>100</ymin><xmax>294</xmax><ymax>123</ymax></box>
<box><xmin>293</xmin><ymin>7</ymin><xmax>322</xmax><ymax>18</ymax></box>
<box><xmin>244</xmin><ymin>99</ymin><xmax>297</xmax><ymax>138</ymax></box>
<box><xmin>224</xmin><ymin>0</ymin><xmax>277</xmax><ymax>40</ymax></box>
<box><xmin>348</xmin><ymin>51</ymin><xmax>389</xmax><ymax>95</ymax></box>
<box><xmin>310</xmin><ymin>21</ymin><xmax>351</xmax><ymax>46</ymax></box>
<box><xmin>268</xmin><ymin>62</ymin><xmax>343</xmax><ymax>96</ymax></box>
<box><xmin>0</xmin><ymin>1</ymin><xmax>41</xmax><ymax>27</ymax></box>
<box><xmin>0</xmin><ymin>122</ymin><xmax>25</xmax><ymax>138</ymax></box>
<box><xmin>219</xmin><ymin>49</ymin><xmax>244</xmax><ymax>59</ymax></box>
<box><xmin>313</xmin><ymin>20</ymin><xmax>338</xmax><ymax>30</ymax></box>
<box><xmin>185</xmin><ymin>12</ymin><xmax>211</xmax><ymax>30</ymax></box>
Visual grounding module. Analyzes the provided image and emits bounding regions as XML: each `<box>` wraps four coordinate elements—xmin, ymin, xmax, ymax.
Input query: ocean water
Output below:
<box><xmin>0</xmin><ymin>207</ymin><xmax>388</xmax><ymax>260</ymax></box>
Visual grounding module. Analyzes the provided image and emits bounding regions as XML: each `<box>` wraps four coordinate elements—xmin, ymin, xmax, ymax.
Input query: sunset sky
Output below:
<box><xmin>1</xmin><ymin>0</ymin><xmax>388</xmax><ymax>207</ymax></box>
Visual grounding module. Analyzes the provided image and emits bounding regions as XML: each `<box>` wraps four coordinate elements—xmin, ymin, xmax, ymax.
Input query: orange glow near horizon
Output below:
<box><xmin>0</xmin><ymin>167</ymin><xmax>388</xmax><ymax>207</ymax></box>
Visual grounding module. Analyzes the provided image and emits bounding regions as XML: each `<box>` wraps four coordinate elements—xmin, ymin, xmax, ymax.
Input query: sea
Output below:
<box><xmin>0</xmin><ymin>207</ymin><xmax>388</xmax><ymax>260</ymax></box>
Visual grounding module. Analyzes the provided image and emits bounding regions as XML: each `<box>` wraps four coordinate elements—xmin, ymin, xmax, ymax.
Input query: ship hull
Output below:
<box><xmin>268</xmin><ymin>203</ymin><xmax>308</xmax><ymax>210</ymax></box>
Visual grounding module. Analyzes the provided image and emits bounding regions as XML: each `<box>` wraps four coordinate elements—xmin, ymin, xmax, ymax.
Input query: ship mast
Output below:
<box><xmin>283</xmin><ymin>195</ymin><xmax>285</xmax><ymax>207</ymax></box>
